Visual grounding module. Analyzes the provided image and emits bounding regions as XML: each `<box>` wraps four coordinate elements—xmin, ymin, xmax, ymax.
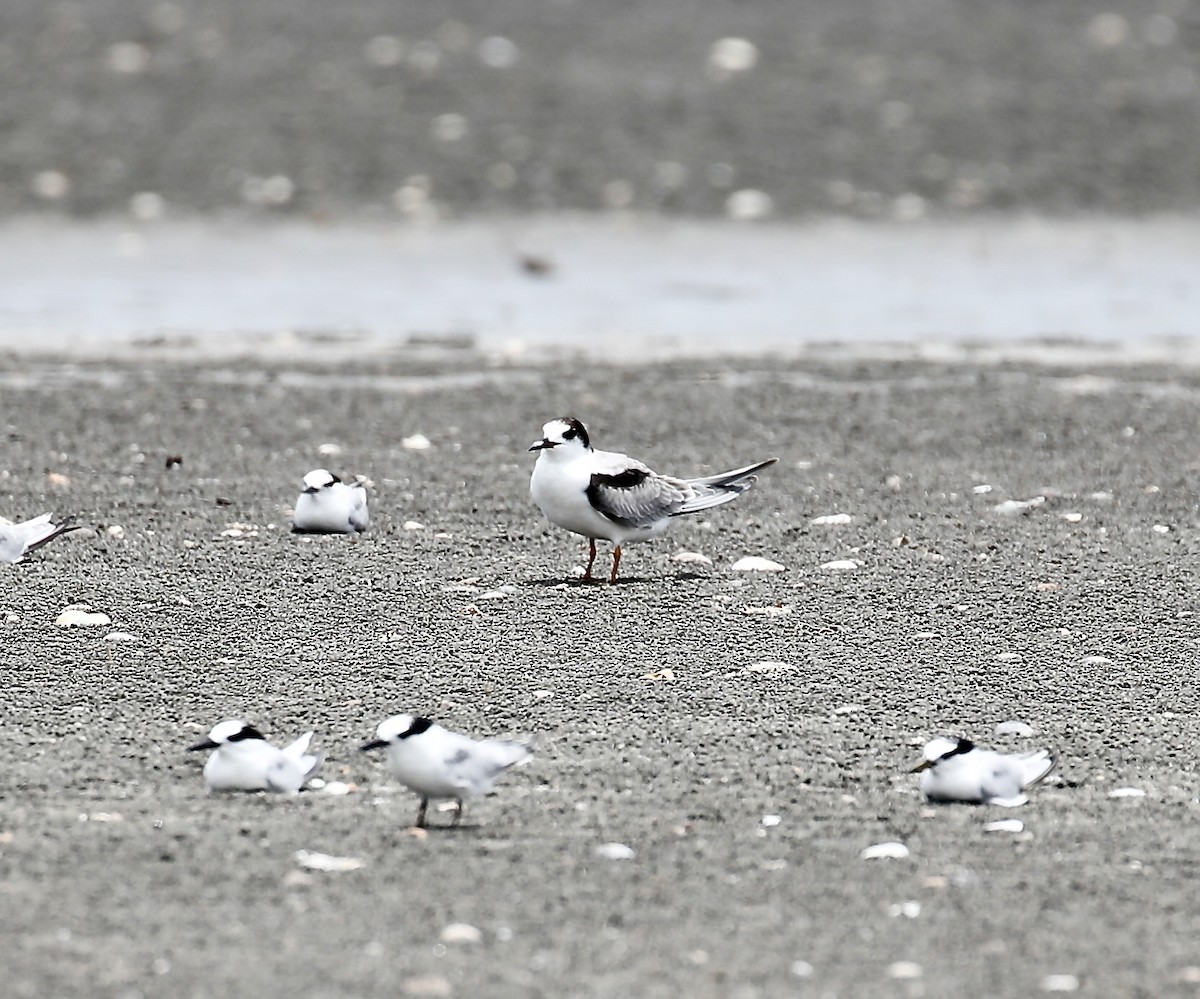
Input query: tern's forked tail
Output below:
<box><xmin>674</xmin><ymin>457</ymin><xmax>778</xmax><ymax>515</ymax></box>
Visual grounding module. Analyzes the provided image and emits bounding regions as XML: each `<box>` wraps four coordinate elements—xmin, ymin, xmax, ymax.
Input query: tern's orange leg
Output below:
<box><xmin>610</xmin><ymin>545</ymin><xmax>623</xmax><ymax>584</ymax></box>
<box><xmin>583</xmin><ymin>539</ymin><xmax>597</xmax><ymax>581</ymax></box>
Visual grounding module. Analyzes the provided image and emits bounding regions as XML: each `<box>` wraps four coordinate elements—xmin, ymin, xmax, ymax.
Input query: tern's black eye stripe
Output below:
<box><xmin>400</xmin><ymin>717</ymin><xmax>434</xmax><ymax>739</ymax></box>
<box><xmin>938</xmin><ymin>737</ymin><xmax>976</xmax><ymax>762</ymax></box>
<box><xmin>563</xmin><ymin>428</ymin><xmax>577</xmax><ymax>440</ymax></box>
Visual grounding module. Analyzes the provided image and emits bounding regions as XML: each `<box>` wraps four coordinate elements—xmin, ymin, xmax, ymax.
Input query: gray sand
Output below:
<box><xmin>2</xmin><ymin>351</ymin><xmax>1199</xmax><ymax>997</ymax></box>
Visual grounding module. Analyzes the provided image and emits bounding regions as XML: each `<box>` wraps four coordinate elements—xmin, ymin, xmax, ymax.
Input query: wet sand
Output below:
<box><xmin>2</xmin><ymin>350</ymin><xmax>1199</xmax><ymax>997</ymax></box>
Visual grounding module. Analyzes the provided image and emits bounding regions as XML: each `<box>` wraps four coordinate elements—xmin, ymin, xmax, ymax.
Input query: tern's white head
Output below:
<box><xmin>528</xmin><ymin>417</ymin><xmax>591</xmax><ymax>457</ymax></box>
<box><xmin>912</xmin><ymin>736</ymin><xmax>974</xmax><ymax>771</ymax></box>
<box><xmin>189</xmin><ymin>719</ymin><xmax>266</xmax><ymax>752</ymax></box>
<box><xmin>302</xmin><ymin>468</ymin><xmax>341</xmax><ymax>492</ymax></box>
<box><xmin>360</xmin><ymin>714</ymin><xmax>434</xmax><ymax>751</ymax></box>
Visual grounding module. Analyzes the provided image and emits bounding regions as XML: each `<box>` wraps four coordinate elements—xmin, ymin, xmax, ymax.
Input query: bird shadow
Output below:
<box><xmin>522</xmin><ymin>576</ymin><xmax>652</xmax><ymax>588</ymax></box>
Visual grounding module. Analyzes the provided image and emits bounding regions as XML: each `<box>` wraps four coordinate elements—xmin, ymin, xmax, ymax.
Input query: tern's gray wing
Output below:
<box><xmin>586</xmin><ymin>468</ymin><xmax>691</xmax><ymax>528</ymax></box>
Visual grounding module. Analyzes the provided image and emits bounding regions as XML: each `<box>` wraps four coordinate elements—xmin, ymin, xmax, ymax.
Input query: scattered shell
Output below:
<box><xmin>403</xmin><ymin>520</ymin><xmax>425</xmax><ymax>531</ymax></box>
<box><xmin>861</xmin><ymin>841</ymin><xmax>909</xmax><ymax>860</ymax></box>
<box><xmin>1153</xmin><ymin>524</ymin><xmax>1170</xmax><ymax>534</ymax></box>
<box><xmin>731</xmin><ymin>556</ymin><xmax>786</xmax><ymax>572</ymax></box>
<box><xmin>994</xmin><ymin>720</ymin><xmax>1035</xmax><ymax>737</ymax></box>
<box><xmin>55</xmin><ymin>609</ymin><xmax>112</xmax><ymax>628</ymax></box>
<box><xmin>810</xmin><ymin>513</ymin><xmax>852</xmax><ymax>525</ymax></box>
<box><xmin>403</xmin><ymin>975</ymin><xmax>452</xmax><ymax>996</ymax></box>
<box><xmin>103</xmin><ymin>631</ymin><xmax>139</xmax><ymax>643</ymax></box>
<box><xmin>761</xmin><ymin>815</ymin><xmax>782</xmax><ymax>827</ymax></box>
<box><xmin>294</xmin><ymin>850</ymin><xmax>366</xmax><ymax>872</ymax></box>
<box><xmin>820</xmin><ymin>559</ymin><xmax>860</xmax><ymax>571</ymax></box>
<box><xmin>888</xmin><ymin>901</ymin><xmax>921</xmax><ymax>918</ymax></box>
<box><xmin>790</xmin><ymin>960</ymin><xmax>815</xmax><ymax>979</ymax></box>
<box><xmin>477</xmin><ymin>590</ymin><xmax>510</xmax><ymax>600</ymax></box>
<box><xmin>79</xmin><ymin>812</ymin><xmax>122</xmax><ymax>822</ymax></box>
<box><xmin>972</xmin><ymin>484</ymin><xmax>993</xmax><ymax>494</ymax></box>
<box><xmin>1107</xmin><ymin>787</ymin><xmax>1146</xmax><ymax>799</ymax></box>
<box><xmin>595</xmin><ymin>842</ymin><xmax>636</xmax><ymax>860</ymax></box>
<box><xmin>671</xmin><ymin>551</ymin><xmax>712</xmax><ymax>564</ymax></box>
<box><xmin>402</xmin><ymin>434</ymin><xmax>432</xmax><ymax>450</ymax></box>
<box><xmin>321</xmin><ymin>781</ymin><xmax>355</xmax><ymax>796</ymax></box>
<box><xmin>106</xmin><ymin>525</ymin><xmax>126</xmax><ymax>540</ymax></box>
<box><xmin>1062</xmin><ymin>512</ymin><xmax>1083</xmax><ymax>523</ymax></box>
<box><xmin>1080</xmin><ymin>655</ymin><xmax>1113</xmax><ymax>666</ymax></box>
<box><xmin>743</xmin><ymin>604</ymin><xmax>792</xmax><ymax>617</ymax></box>
<box><xmin>745</xmin><ymin>661</ymin><xmax>796</xmax><ymax>673</ymax></box>
<box><xmin>983</xmin><ymin>819</ymin><xmax>1025</xmax><ymax>834</ymax></box>
<box><xmin>993</xmin><ymin>496</ymin><xmax>1046</xmax><ymax>515</ymax></box>
<box><xmin>439</xmin><ymin>923</ymin><xmax>483</xmax><ymax>945</ymax></box>
<box><xmin>887</xmin><ymin>961</ymin><xmax>923</xmax><ymax>979</ymax></box>
<box><xmin>45</xmin><ymin>472</ymin><xmax>71</xmax><ymax>489</ymax></box>
<box><xmin>642</xmin><ymin>669</ymin><xmax>674</xmax><ymax>681</ymax></box>
<box><xmin>317</xmin><ymin>442</ymin><xmax>342</xmax><ymax>456</ymax></box>
<box><xmin>1041</xmin><ymin>974</ymin><xmax>1080</xmax><ymax>993</ymax></box>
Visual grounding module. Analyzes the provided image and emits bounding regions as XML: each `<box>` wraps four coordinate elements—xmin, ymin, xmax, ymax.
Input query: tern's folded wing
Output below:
<box><xmin>586</xmin><ymin>469</ymin><xmax>690</xmax><ymax>528</ymax></box>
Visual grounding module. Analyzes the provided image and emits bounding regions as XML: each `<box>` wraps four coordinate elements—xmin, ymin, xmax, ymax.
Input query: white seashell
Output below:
<box><xmin>887</xmin><ymin>961</ymin><xmax>923</xmax><ymax>979</ymax></box>
<box><xmin>994</xmin><ymin>720</ymin><xmax>1035</xmax><ymax>737</ymax></box>
<box><xmin>1041</xmin><ymin>974</ymin><xmax>1080</xmax><ymax>992</ymax></box>
<box><xmin>531</xmin><ymin>689</ymin><xmax>554</xmax><ymax>700</ymax></box>
<box><xmin>861</xmin><ymin>841</ymin><xmax>909</xmax><ymax>860</ymax></box>
<box><xmin>790</xmin><ymin>960</ymin><xmax>815</xmax><ymax>979</ymax></box>
<box><xmin>55</xmin><ymin>609</ymin><xmax>112</xmax><ymax>628</ymax></box>
<box><xmin>731</xmin><ymin>556</ymin><xmax>786</xmax><ymax>572</ymax></box>
<box><xmin>1062</xmin><ymin>512</ymin><xmax>1083</xmax><ymax>523</ymax></box>
<box><xmin>295</xmin><ymin>850</ymin><xmax>365</xmax><ymax>872</ymax></box>
<box><xmin>1080</xmin><ymin>655</ymin><xmax>1113</xmax><ymax>665</ymax></box>
<box><xmin>402</xmin><ymin>434</ymin><xmax>432</xmax><ymax>450</ymax></box>
<box><xmin>993</xmin><ymin>496</ymin><xmax>1045</xmax><ymax>515</ymax></box>
<box><xmin>994</xmin><ymin>652</ymin><xmax>1021</xmax><ymax>662</ymax></box>
<box><xmin>671</xmin><ymin>551</ymin><xmax>712</xmax><ymax>564</ymax></box>
<box><xmin>743</xmin><ymin>604</ymin><xmax>792</xmax><ymax>617</ymax></box>
<box><xmin>972</xmin><ymin>484</ymin><xmax>993</xmax><ymax>494</ymax></box>
<box><xmin>761</xmin><ymin>815</ymin><xmax>781</xmax><ymax>827</ymax></box>
<box><xmin>477</xmin><ymin>590</ymin><xmax>510</xmax><ymax>600</ymax></box>
<box><xmin>3</xmin><ymin>612</ymin><xmax>19</xmax><ymax>624</ymax></box>
<box><xmin>402</xmin><ymin>520</ymin><xmax>424</xmax><ymax>531</ymax></box>
<box><xmin>308</xmin><ymin>778</ymin><xmax>326</xmax><ymax>789</ymax></box>
<box><xmin>439</xmin><ymin>923</ymin><xmax>483</xmax><ymax>945</ymax></box>
<box><xmin>103</xmin><ymin>631</ymin><xmax>139</xmax><ymax>643</ymax></box>
<box><xmin>1108</xmin><ymin>787</ymin><xmax>1146</xmax><ymax>799</ymax></box>
<box><xmin>106</xmin><ymin>524</ymin><xmax>126</xmax><ymax>540</ymax></box>
<box><xmin>820</xmin><ymin>559</ymin><xmax>860</xmax><ymax>570</ymax></box>
<box><xmin>888</xmin><ymin>901</ymin><xmax>921</xmax><ymax>918</ymax></box>
<box><xmin>595</xmin><ymin>842</ymin><xmax>636</xmax><ymax>860</ymax></box>
<box><xmin>745</xmin><ymin>661</ymin><xmax>796</xmax><ymax>672</ymax></box>
<box><xmin>317</xmin><ymin>442</ymin><xmax>342</xmax><ymax>456</ymax></box>
<box><xmin>322</xmin><ymin>781</ymin><xmax>354</xmax><ymax>796</ymax></box>
<box><xmin>1153</xmin><ymin>524</ymin><xmax>1170</xmax><ymax>534</ymax></box>
<box><xmin>810</xmin><ymin>513</ymin><xmax>852</xmax><ymax>525</ymax></box>
<box><xmin>983</xmin><ymin>819</ymin><xmax>1025</xmax><ymax>833</ymax></box>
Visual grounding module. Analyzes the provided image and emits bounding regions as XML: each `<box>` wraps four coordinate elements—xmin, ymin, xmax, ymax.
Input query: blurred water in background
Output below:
<box><xmin>2</xmin><ymin>1</ymin><xmax>1199</xmax><ymax>355</ymax></box>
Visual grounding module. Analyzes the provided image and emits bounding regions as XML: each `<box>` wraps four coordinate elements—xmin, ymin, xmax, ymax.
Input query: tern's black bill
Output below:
<box><xmin>359</xmin><ymin>739</ymin><xmax>388</xmax><ymax>752</ymax></box>
<box><xmin>528</xmin><ymin>439</ymin><xmax>558</xmax><ymax>451</ymax></box>
<box><xmin>188</xmin><ymin>738</ymin><xmax>219</xmax><ymax>752</ymax></box>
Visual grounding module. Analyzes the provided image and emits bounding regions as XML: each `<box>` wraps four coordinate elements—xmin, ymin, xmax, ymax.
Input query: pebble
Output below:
<box><xmin>294</xmin><ymin>850</ymin><xmax>366</xmax><ymax>872</ymax></box>
<box><xmin>731</xmin><ymin>556</ymin><xmax>786</xmax><ymax>572</ymax></box>
<box><xmin>761</xmin><ymin>815</ymin><xmax>781</xmax><ymax>827</ymax></box>
<box><xmin>810</xmin><ymin>513</ymin><xmax>852</xmax><ymax>525</ymax></box>
<box><xmin>103</xmin><ymin>631</ymin><xmax>139</xmax><ymax>643</ymax></box>
<box><xmin>861</xmin><ymin>841</ymin><xmax>909</xmax><ymax>860</ymax></box>
<box><xmin>1080</xmin><ymin>655</ymin><xmax>1113</xmax><ymax>665</ymax></box>
<box><xmin>106</xmin><ymin>525</ymin><xmax>126</xmax><ymax>540</ymax></box>
<box><xmin>745</xmin><ymin>661</ymin><xmax>796</xmax><ymax>672</ymax></box>
<box><xmin>402</xmin><ymin>434</ymin><xmax>432</xmax><ymax>450</ymax></box>
<box><xmin>790</xmin><ymin>960</ymin><xmax>815</xmax><ymax>979</ymax></box>
<box><xmin>55</xmin><ymin>609</ymin><xmax>112</xmax><ymax>628</ymax></box>
<box><xmin>403</xmin><ymin>521</ymin><xmax>425</xmax><ymax>531</ymax></box>
<box><xmin>1062</xmin><ymin>512</ymin><xmax>1083</xmax><ymax>523</ymax></box>
<box><xmin>439</xmin><ymin>923</ymin><xmax>483</xmax><ymax>945</ymax></box>
<box><xmin>972</xmin><ymin>484</ymin><xmax>993</xmax><ymax>494</ymax></box>
<box><xmin>1107</xmin><ymin>787</ymin><xmax>1146</xmax><ymax>799</ymax></box>
<box><xmin>403</xmin><ymin>975</ymin><xmax>452</xmax><ymax>996</ymax></box>
<box><xmin>820</xmin><ymin>559</ymin><xmax>860</xmax><ymax>570</ymax></box>
<box><xmin>888</xmin><ymin>901</ymin><xmax>921</xmax><ymax>918</ymax></box>
<box><xmin>317</xmin><ymin>442</ymin><xmax>342</xmax><ymax>456</ymax></box>
<box><xmin>886</xmin><ymin>961</ymin><xmax>922</xmax><ymax>979</ymax></box>
<box><xmin>595</xmin><ymin>842</ymin><xmax>636</xmax><ymax>860</ymax></box>
<box><xmin>743</xmin><ymin>604</ymin><xmax>792</xmax><ymax>617</ymax></box>
<box><xmin>983</xmin><ymin>819</ymin><xmax>1025</xmax><ymax>834</ymax></box>
<box><xmin>321</xmin><ymin>781</ymin><xmax>355</xmax><ymax>796</ymax></box>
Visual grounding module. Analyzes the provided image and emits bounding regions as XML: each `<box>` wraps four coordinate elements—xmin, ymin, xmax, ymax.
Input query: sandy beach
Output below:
<box><xmin>2</xmin><ymin>349</ymin><xmax>1199</xmax><ymax>997</ymax></box>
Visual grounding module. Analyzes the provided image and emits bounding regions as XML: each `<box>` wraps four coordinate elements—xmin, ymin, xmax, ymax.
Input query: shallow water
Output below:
<box><xmin>2</xmin><ymin>214</ymin><xmax>1198</xmax><ymax>361</ymax></box>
